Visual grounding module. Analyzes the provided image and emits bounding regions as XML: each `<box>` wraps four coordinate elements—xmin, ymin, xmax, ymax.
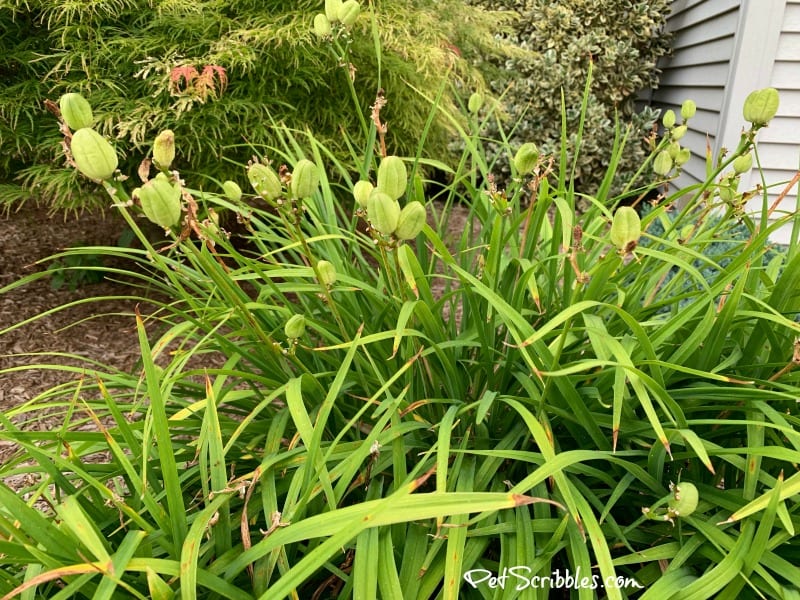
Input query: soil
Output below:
<box><xmin>0</xmin><ymin>203</ymin><xmax>148</xmax><ymax>464</ymax></box>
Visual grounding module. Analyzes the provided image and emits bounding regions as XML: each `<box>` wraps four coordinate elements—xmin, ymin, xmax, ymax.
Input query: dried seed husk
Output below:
<box><xmin>70</xmin><ymin>127</ymin><xmax>118</xmax><ymax>181</ymax></box>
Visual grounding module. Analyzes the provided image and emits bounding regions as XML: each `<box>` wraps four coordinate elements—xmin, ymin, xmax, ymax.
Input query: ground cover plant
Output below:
<box><xmin>2</xmin><ymin>9</ymin><xmax>800</xmax><ymax>599</ymax></box>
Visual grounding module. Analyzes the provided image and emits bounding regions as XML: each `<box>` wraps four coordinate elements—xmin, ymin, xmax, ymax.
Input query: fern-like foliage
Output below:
<box><xmin>0</xmin><ymin>0</ymin><xmax>514</xmax><ymax>210</ymax></box>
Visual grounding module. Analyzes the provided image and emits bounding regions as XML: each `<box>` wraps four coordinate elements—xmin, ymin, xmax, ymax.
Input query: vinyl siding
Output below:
<box><xmin>744</xmin><ymin>0</ymin><xmax>800</xmax><ymax>244</ymax></box>
<box><xmin>652</xmin><ymin>0</ymin><xmax>741</xmax><ymax>188</ymax></box>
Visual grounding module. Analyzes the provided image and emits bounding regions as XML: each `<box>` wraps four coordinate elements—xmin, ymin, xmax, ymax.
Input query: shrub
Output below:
<box><xmin>0</xmin><ymin>0</ymin><xmax>509</xmax><ymax>211</ymax></box>
<box><xmin>2</xmin><ymin>50</ymin><xmax>800</xmax><ymax>599</ymax></box>
<box><xmin>465</xmin><ymin>0</ymin><xmax>672</xmax><ymax>195</ymax></box>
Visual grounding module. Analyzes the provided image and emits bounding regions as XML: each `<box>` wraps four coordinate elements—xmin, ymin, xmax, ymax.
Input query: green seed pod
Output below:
<box><xmin>222</xmin><ymin>180</ymin><xmax>242</xmax><ymax>202</ymax></box>
<box><xmin>718</xmin><ymin>179</ymin><xmax>739</xmax><ymax>202</ymax></box>
<box><xmin>667</xmin><ymin>141</ymin><xmax>681</xmax><ymax>160</ymax></box>
<box><xmin>681</xmin><ymin>99</ymin><xmax>697</xmax><ymax>120</ymax></box>
<box><xmin>667</xmin><ymin>482</ymin><xmax>699</xmax><ymax>518</ymax></box>
<box><xmin>367</xmin><ymin>191</ymin><xmax>401</xmax><ymax>235</ymax></box>
<box><xmin>152</xmin><ymin>130</ymin><xmax>175</xmax><ymax>171</ymax></box>
<box><xmin>376</xmin><ymin>156</ymin><xmax>407</xmax><ymax>201</ymax></box>
<box><xmin>468</xmin><ymin>92</ymin><xmax>484</xmax><ymax>114</ymax></box>
<box><xmin>317</xmin><ymin>260</ymin><xmax>337</xmax><ymax>286</ymax></box>
<box><xmin>338</xmin><ymin>0</ymin><xmax>361</xmax><ymax>27</ymax></box>
<box><xmin>248</xmin><ymin>163</ymin><xmax>282</xmax><ymax>201</ymax></box>
<box><xmin>653</xmin><ymin>150</ymin><xmax>673</xmax><ymax>176</ymax></box>
<box><xmin>353</xmin><ymin>180</ymin><xmax>374</xmax><ymax>208</ymax></box>
<box><xmin>70</xmin><ymin>127</ymin><xmax>118</xmax><ymax>181</ymax></box>
<box><xmin>743</xmin><ymin>87</ymin><xmax>780</xmax><ymax>126</ymax></box>
<box><xmin>675</xmin><ymin>148</ymin><xmax>692</xmax><ymax>166</ymax></box>
<box><xmin>313</xmin><ymin>13</ymin><xmax>332</xmax><ymax>37</ymax></box>
<box><xmin>733</xmin><ymin>152</ymin><xmax>753</xmax><ymax>174</ymax></box>
<box><xmin>325</xmin><ymin>0</ymin><xmax>342</xmax><ymax>22</ymax></box>
<box><xmin>610</xmin><ymin>206</ymin><xmax>641</xmax><ymax>252</ymax></box>
<box><xmin>290</xmin><ymin>159</ymin><xmax>320</xmax><ymax>199</ymax></box>
<box><xmin>284</xmin><ymin>314</ymin><xmax>306</xmax><ymax>339</ymax></box>
<box><xmin>59</xmin><ymin>93</ymin><xmax>94</xmax><ymax>131</ymax></box>
<box><xmin>395</xmin><ymin>201</ymin><xmax>427</xmax><ymax>240</ymax></box>
<box><xmin>670</xmin><ymin>125</ymin><xmax>688</xmax><ymax>141</ymax></box>
<box><xmin>137</xmin><ymin>173</ymin><xmax>182</xmax><ymax>228</ymax></box>
<box><xmin>513</xmin><ymin>142</ymin><xmax>540</xmax><ymax>175</ymax></box>
<box><xmin>662</xmin><ymin>109</ymin><xmax>676</xmax><ymax>129</ymax></box>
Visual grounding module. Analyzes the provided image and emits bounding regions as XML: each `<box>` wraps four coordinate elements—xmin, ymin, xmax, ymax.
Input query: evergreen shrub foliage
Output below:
<box><xmin>0</xmin><ymin>0</ymin><xmax>504</xmax><ymax>210</ymax></box>
<box><xmin>465</xmin><ymin>0</ymin><xmax>672</xmax><ymax>193</ymax></box>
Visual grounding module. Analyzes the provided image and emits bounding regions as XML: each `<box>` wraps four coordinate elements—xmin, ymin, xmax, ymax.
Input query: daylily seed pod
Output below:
<box><xmin>59</xmin><ymin>93</ymin><xmax>94</xmax><ymax>131</ymax></box>
<box><xmin>325</xmin><ymin>0</ymin><xmax>342</xmax><ymax>22</ymax></box>
<box><xmin>353</xmin><ymin>180</ymin><xmax>374</xmax><ymax>208</ymax></box>
<box><xmin>394</xmin><ymin>201</ymin><xmax>427</xmax><ymax>240</ymax></box>
<box><xmin>152</xmin><ymin>130</ymin><xmax>175</xmax><ymax>171</ymax></box>
<box><xmin>733</xmin><ymin>153</ymin><xmax>753</xmax><ymax>174</ymax></box>
<box><xmin>367</xmin><ymin>191</ymin><xmax>401</xmax><ymax>235</ymax></box>
<box><xmin>513</xmin><ymin>142</ymin><xmax>539</xmax><ymax>175</ymax></box>
<box><xmin>743</xmin><ymin>88</ymin><xmax>779</xmax><ymax>126</ymax></box>
<box><xmin>653</xmin><ymin>150</ymin><xmax>673</xmax><ymax>176</ymax></box>
<box><xmin>317</xmin><ymin>260</ymin><xmax>337</xmax><ymax>286</ymax></box>
<box><xmin>662</xmin><ymin>109</ymin><xmax>676</xmax><ymax>129</ymax></box>
<box><xmin>667</xmin><ymin>482</ymin><xmax>699</xmax><ymax>517</ymax></box>
<box><xmin>138</xmin><ymin>174</ymin><xmax>182</xmax><ymax>228</ymax></box>
<box><xmin>681</xmin><ymin>99</ymin><xmax>697</xmax><ymax>120</ymax></box>
<box><xmin>468</xmin><ymin>92</ymin><xmax>484</xmax><ymax>114</ymax></box>
<box><xmin>610</xmin><ymin>206</ymin><xmax>641</xmax><ymax>252</ymax></box>
<box><xmin>247</xmin><ymin>163</ymin><xmax>282</xmax><ymax>201</ymax></box>
<box><xmin>284</xmin><ymin>314</ymin><xmax>306</xmax><ymax>339</ymax></box>
<box><xmin>376</xmin><ymin>156</ymin><xmax>407</xmax><ymax>201</ymax></box>
<box><xmin>290</xmin><ymin>159</ymin><xmax>320</xmax><ymax>199</ymax></box>
<box><xmin>70</xmin><ymin>127</ymin><xmax>118</xmax><ymax>181</ymax></box>
<box><xmin>313</xmin><ymin>13</ymin><xmax>332</xmax><ymax>37</ymax></box>
<box><xmin>338</xmin><ymin>0</ymin><xmax>360</xmax><ymax>27</ymax></box>
<box><xmin>222</xmin><ymin>180</ymin><xmax>242</xmax><ymax>202</ymax></box>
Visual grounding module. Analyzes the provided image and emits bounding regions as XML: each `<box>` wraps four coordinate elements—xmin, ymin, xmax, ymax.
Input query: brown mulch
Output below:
<box><xmin>0</xmin><ymin>203</ymin><xmax>148</xmax><ymax>463</ymax></box>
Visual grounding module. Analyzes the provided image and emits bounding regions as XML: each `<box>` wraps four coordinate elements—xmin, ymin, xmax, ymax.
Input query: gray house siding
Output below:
<box><xmin>651</xmin><ymin>0</ymin><xmax>799</xmax><ymax>242</ymax></box>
